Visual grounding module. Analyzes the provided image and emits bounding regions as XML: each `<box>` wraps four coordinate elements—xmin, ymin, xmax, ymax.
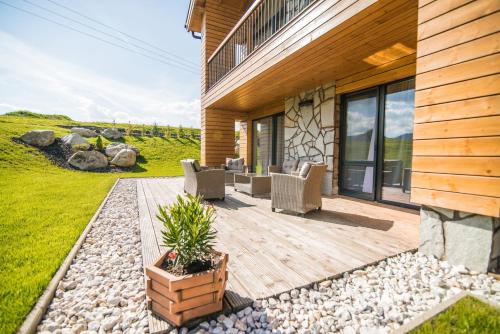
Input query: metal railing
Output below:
<box><xmin>207</xmin><ymin>0</ymin><xmax>317</xmax><ymax>89</ymax></box>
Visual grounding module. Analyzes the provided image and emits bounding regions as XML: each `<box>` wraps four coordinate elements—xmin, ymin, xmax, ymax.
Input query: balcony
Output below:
<box><xmin>207</xmin><ymin>0</ymin><xmax>317</xmax><ymax>90</ymax></box>
<box><xmin>203</xmin><ymin>0</ymin><xmax>417</xmax><ymax>112</ymax></box>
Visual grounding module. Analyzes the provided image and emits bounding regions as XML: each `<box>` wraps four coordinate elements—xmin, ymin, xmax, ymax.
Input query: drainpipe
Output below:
<box><xmin>191</xmin><ymin>32</ymin><xmax>201</xmax><ymax>40</ymax></box>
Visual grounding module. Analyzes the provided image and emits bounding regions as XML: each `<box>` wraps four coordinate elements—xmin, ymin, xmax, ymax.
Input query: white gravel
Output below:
<box><xmin>184</xmin><ymin>252</ymin><xmax>499</xmax><ymax>334</ymax></box>
<box><xmin>37</xmin><ymin>179</ymin><xmax>147</xmax><ymax>334</ymax></box>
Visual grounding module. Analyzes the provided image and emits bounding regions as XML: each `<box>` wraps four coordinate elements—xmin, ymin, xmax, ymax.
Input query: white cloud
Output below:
<box><xmin>0</xmin><ymin>31</ymin><xmax>201</xmax><ymax>127</ymax></box>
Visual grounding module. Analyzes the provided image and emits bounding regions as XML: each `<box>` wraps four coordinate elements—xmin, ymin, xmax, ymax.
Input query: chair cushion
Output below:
<box><xmin>282</xmin><ymin>159</ymin><xmax>299</xmax><ymax>174</ymax></box>
<box><xmin>192</xmin><ymin>160</ymin><xmax>202</xmax><ymax>172</ymax></box>
<box><xmin>297</xmin><ymin>160</ymin><xmax>317</xmax><ymax>170</ymax></box>
<box><xmin>227</xmin><ymin>158</ymin><xmax>244</xmax><ymax>170</ymax></box>
<box><xmin>298</xmin><ymin>162</ymin><xmax>312</xmax><ymax>178</ymax></box>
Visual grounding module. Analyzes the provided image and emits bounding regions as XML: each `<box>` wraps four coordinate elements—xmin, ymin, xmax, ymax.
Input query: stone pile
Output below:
<box><xmin>183</xmin><ymin>252</ymin><xmax>498</xmax><ymax>334</ymax></box>
<box><xmin>19</xmin><ymin>129</ymin><xmax>139</xmax><ymax>171</ymax></box>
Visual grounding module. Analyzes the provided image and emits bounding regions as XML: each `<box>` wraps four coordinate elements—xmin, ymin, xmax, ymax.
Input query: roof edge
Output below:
<box><xmin>185</xmin><ymin>0</ymin><xmax>205</xmax><ymax>33</ymax></box>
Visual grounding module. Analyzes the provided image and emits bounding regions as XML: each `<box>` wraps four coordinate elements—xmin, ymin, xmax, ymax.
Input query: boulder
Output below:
<box><xmin>110</xmin><ymin>149</ymin><xmax>136</xmax><ymax>167</ymax></box>
<box><xmin>61</xmin><ymin>133</ymin><xmax>90</xmax><ymax>150</ymax></box>
<box><xmin>71</xmin><ymin>127</ymin><xmax>97</xmax><ymax>137</ymax></box>
<box><xmin>68</xmin><ymin>151</ymin><xmax>108</xmax><ymax>170</ymax></box>
<box><xmin>102</xmin><ymin>128</ymin><xmax>122</xmax><ymax>140</ymax></box>
<box><xmin>105</xmin><ymin>142</ymin><xmax>140</xmax><ymax>157</ymax></box>
<box><xmin>20</xmin><ymin>130</ymin><xmax>55</xmax><ymax>147</ymax></box>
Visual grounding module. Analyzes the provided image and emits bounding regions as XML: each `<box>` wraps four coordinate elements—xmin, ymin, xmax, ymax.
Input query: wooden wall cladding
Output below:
<box><xmin>412</xmin><ymin>0</ymin><xmax>500</xmax><ymax>217</ymax></box>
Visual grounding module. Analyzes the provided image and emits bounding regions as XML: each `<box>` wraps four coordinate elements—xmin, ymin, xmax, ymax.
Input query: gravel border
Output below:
<box><xmin>18</xmin><ymin>179</ymin><xmax>120</xmax><ymax>334</ymax></box>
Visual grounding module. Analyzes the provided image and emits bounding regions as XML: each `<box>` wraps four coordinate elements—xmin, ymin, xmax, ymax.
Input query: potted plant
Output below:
<box><xmin>145</xmin><ymin>194</ymin><xmax>228</xmax><ymax>326</ymax></box>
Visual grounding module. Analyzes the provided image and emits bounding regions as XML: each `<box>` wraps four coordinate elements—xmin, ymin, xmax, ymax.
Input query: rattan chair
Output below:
<box><xmin>181</xmin><ymin>160</ymin><xmax>225</xmax><ymax>200</ymax></box>
<box><xmin>271</xmin><ymin>164</ymin><xmax>327</xmax><ymax>216</ymax></box>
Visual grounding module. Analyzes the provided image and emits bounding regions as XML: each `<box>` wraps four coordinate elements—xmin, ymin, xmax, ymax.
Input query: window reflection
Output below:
<box><xmin>382</xmin><ymin>78</ymin><xmax>415</xmax><ymax>204</ymax></box>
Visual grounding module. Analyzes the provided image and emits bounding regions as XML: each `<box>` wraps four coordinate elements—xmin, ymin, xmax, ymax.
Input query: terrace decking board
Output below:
<box><xmin>137</xmin><ymin>177</ymin><xmax>419</xmax><ymax>332</ymax></box>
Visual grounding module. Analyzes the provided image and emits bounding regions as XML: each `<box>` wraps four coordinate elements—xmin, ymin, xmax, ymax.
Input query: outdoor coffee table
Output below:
<box><xmin>234</xmin><ymin>173</ymin><xmax>271</xmax><ymax>197</ymax></box>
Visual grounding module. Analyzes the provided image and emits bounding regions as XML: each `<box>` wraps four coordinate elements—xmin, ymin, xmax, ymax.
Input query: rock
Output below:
<box><xmin>20</xmin><ymin>130</ymin><xmax>55</xmax><ymax>147</ymax></box>
<box><xmin>71</xmin><ymin>323</ymin><xmax>86</xmax><ymax>334</ymax></box>
<box><xmin>61</xmin><ymin>133</ymin><xmax>90</xmax><ymax>150</ymax></box>
<box><xmin>199</xmin><ymin>322</ymin><xmax>210</xmax><ymax>330</ymax></box>
<box><xmin>110</xmin><ymin>149</ymin><xmax>136</xmax><ymax>167</ymax></box>
<box><xmin>88</xmin><ymin>321</ymin><xmax>100</xmax><ymax>331</ymax></box>
<box><xmin>234</xmin><ymin>319</ymin><xmax>247</xmax><ymax>331</ymax></box>
<box><xmin>267</xmin><ymin>298</ymin><xmax>278</xmax><ymax>308</ymax></box>
<box><xmin>102</xmin><ymin>128</ymin><xmax>122</xmax><ymax>140</ymax></box>
<box><xmin>419</xmin><ymin>207</ymin><xmax>445</xmax><ymax>259</ymax></box>
<box><xmin>71</xmin><ymin>127</ymin><xmax>97</xmax><ymax>137</ymax></box>
<box><xmin>223</xmin><ymin>317</ymin><xmax>234</xmax><ymax>329</ymax></box>
<box><xmin>105</xmin><ymin>142</ymin><xmax>140</xmax><ymax>157</ymax></box>
<box><xmin>68</xmin><ymin>151</ymin><xmax>108</xmax><ymax>170</ymax></box>
<box><xmin>445</xmin><ymin>216</ymin><xmax>494</xmax><ymax>273</ymax></box>
<box><xmin>107</xmin><ymin>296</ymin><xmax>120</xmax><ymax>306</ymax></box>
<box><xmin>279</xmin><ymin>293</ymin><xmax>291</xmax><ymax>301</ymax></box>
<box><xmin>63</xmin><ymin>281</ymin><xmax>77</xmax><ymax>291</ymax></box>
<box><xmin>101</xmin><ymin>316</ymin><xmax>118</xmax><ymax>331</ymax></box>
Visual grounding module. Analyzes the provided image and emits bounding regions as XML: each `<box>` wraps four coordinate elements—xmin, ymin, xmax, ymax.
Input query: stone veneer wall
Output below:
<box><xmin>420</xmin><ymin>205</ymin><xmax>500</xmax><ymax>273</ymax></box>
<box><xmin>284</xmin><ymin>82</ymin><xmax>335</xmax><ymax>195</ymax></box>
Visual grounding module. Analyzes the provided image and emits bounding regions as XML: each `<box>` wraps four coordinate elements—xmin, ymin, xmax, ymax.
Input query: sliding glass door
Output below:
<box><xmin>252</xmin><ymin>113</ymin><xmax>284</xmax><ymax>174</ymax></box>
<box><xmin>380</xmin><ymin>79</ymin><xmax>415</xmax><ymax>205</ymax></box>
<box><xmin>340</xmin><ymin>78</ymin><xmax>416</xmax><ymax>207</ymax></box>
<box><xmin>340</xmin><ymin>89</ymin><xmax>378</xmax><ymax>200</ymax></box>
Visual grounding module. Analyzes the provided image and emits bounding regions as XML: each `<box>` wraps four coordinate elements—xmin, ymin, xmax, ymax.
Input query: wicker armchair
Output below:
<box><xmin>221</xmin><ymin>157</ymin><xmax>247</xmax><ymax>184</ymax></box>
<box><xmin>181</xmin><ymin>160</ymin><xmax>225</xmax><ymax>200</ymax></box>
<box><xmin>271</xmin><ymin>164</ymin><xmax>327</xmax><ymax>216</ymax></box>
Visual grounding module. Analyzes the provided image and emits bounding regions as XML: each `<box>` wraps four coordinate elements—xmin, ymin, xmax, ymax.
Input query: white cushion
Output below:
<box><xmin>299</xmin><ymin>162</ymin><xmax>312</xmax><ymax>178</ymax></box>
<box><xmin>227</xmin><ymin>158</ymin><xmax>244</xmax><ymax>170</ymax></box>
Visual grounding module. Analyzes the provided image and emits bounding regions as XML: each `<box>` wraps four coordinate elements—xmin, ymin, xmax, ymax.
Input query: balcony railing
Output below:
<box><xmin>207</xmin><ymin>0</ymin><xmax>317</xmax><ymax>89</ymax></box>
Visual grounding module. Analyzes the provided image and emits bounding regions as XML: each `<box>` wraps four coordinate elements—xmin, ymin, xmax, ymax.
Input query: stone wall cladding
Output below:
<box><xmin>419</xmin><ymin>205</ymin><xmax>500</xmax><ymax>273</ymax></box>
<box><xmin>284</xmin><ymin>82</ymin><xmax>335</xmax><ymax>194</ymax></box>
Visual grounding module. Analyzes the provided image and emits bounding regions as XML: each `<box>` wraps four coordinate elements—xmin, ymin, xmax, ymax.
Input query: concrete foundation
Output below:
<box><xmin>419</xmin><ymin>205</ymin><xmax>500</xmax><ymax>273</ymax></box>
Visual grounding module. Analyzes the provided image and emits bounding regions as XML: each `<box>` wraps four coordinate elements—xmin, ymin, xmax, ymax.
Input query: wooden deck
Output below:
<box><xmin>137</xmin><ymin>177</ymin><xmax>419</xmax><ymax>332</ymax></box>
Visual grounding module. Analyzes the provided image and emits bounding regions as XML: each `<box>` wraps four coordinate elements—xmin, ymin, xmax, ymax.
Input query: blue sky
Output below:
<box><xmin>0</xmin><ymin>0</ymin><xmax>202</xmax><ymax>127</ymax></box>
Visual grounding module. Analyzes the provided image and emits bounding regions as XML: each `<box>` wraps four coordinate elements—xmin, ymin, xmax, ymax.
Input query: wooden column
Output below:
<box><xmin>412</xmin><ymin>0</ymin><xmax>500</xmax><ymax>217</ymax></box>
<box><xmin>238</xmin><ymin>120</ymin><xmax>252</xmax><ymax>166</ymax></box>
<box><xmin>201</xmin><ymin>108</ymin><xmax>237</xmax><ymax>166</ymax></box>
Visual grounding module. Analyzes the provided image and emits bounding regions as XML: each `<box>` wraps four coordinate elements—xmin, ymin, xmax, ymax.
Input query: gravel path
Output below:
<box><xmin>186</xmin><ymin>252</ymin><xmax>499</xmax><ymax>334</ymax></box>
<box><xmin>37</xmin><ymin>179</ymin><xmax>148</xmax><ymax>334</ymax></box>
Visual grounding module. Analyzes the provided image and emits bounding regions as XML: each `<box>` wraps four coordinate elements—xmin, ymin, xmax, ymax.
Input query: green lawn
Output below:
<box><xmin>410</xmin><ymin>296</ymin><xmax>500</xmax><ymax>334</ymax></box>
<box><xmin>0</xmin><ymin>114</ymin><xmax>200</xmax><ymax>333</ymax></box>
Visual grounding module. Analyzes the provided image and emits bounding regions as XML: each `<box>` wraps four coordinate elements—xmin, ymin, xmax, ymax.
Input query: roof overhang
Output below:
<box><xmin>185</xmin><ymin>0</ymin><xmax>205</xmax><ymax>33</ymax></box>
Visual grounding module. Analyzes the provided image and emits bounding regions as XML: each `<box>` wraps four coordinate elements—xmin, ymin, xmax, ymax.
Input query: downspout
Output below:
<box><xmin>191</xmin><ymin>31</ymin><xmax>202</xmax><ymax>40</ymax></box>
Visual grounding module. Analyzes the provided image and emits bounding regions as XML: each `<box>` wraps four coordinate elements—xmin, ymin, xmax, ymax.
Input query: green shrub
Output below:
<box><xmin>95</xmin><ymin>136</ymin><xmax>103</xmax><ymax>151</ymax></box>
<box><xmin>152</xmin><ymin>122</ymin><xmax>160</xmax><ymax>137</ymax></box>
<box><xmin>157</xmin><ymin>194</ymin><xmax>216</xmax><ymax>268</ymax></box>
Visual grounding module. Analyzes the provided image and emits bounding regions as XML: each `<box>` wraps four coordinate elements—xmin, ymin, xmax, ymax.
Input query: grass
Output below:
<box><xmin>0</xmin><ymin>114</ymin><xmax>200</xmax><ymax>333</ymax></box>
<box><xmin>410</xmin><ymin>296</ymin><xmax>500</xmax><ymax>334</ymax></box>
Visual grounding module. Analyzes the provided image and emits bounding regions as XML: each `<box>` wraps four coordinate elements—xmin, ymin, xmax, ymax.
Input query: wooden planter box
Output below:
<box><xmin>145</xmin><ymin>251</ymin><xmax>228</xmax><ymax>326</ymax></box>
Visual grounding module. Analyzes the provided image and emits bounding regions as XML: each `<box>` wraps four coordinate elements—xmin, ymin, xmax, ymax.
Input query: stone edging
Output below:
<box><xmin>394</xmin><ymin>291</ymin><xmax>500</xmax><ymax>334</ymax></box>
<box><xmin>17</xmin><ymin>178</ymin><xmax>121</xmax><ymax>334</ymax></box>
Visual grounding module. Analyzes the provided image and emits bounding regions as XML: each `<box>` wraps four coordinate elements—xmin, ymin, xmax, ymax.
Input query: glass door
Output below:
<box><xmin>379</xmin><ymin>78</ymin><xmax>415</xmax><ymax>205</ymax></box>
<box><xmin>340</xmin><ymin>78</ymin><xmax>417</xmax><ymax>208</ymax></box>
<box><xmin>340</xmin><ymin>88</ymin><xmax>379</xmax><ymax>200</ymax></box>
<box><xmin>252</xmin><ymin>113</ymin><xmax>284</xmax><ymax>174</ymax></box>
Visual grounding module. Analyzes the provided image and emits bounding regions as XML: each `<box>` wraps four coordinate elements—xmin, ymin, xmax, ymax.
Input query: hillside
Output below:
<box><xmin>0</xmin><ymin>114</ymin><xmax>200</xmax><ymax>333</ymax></box>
